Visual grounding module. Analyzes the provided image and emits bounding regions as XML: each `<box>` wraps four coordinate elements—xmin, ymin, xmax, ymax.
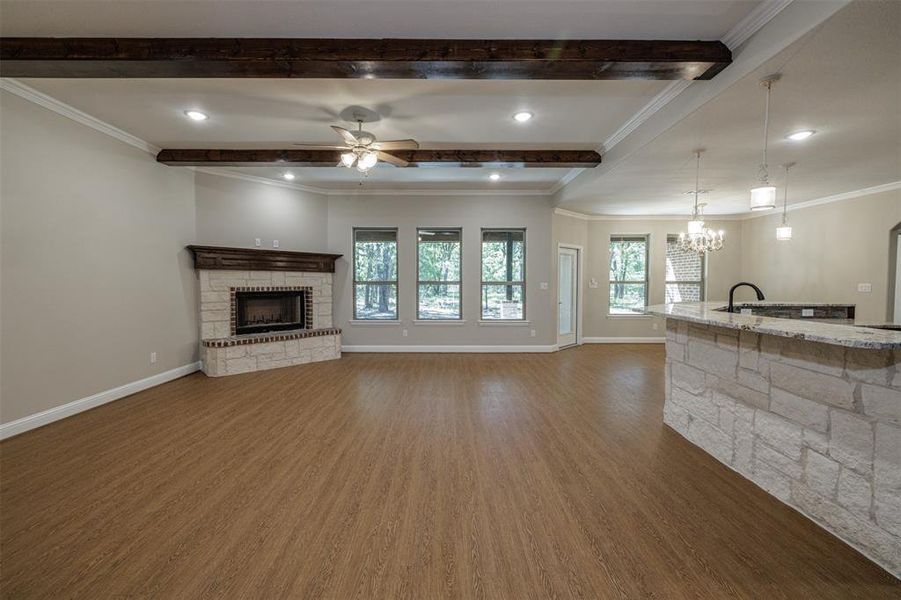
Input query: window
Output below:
<box><xmin>481</xmin><ymin>229</ymin><xmax>525</xmax><ymax>320</ymax></box>
<box><xmin>353</xmin><ymin>228</ymin><xmax>398</xmax><ymax>320</ymax></box>
<box><xmin>609</xmin><ymin>235</ymin><xmax>648</xmax><ymax>315</ymax></box>
<box><xmin>665</xmin><ymin>235</ymin><xmax>705</xmax><ymax>303</ymax></box>
<box><xmin>417</xmin><ymin>228</ymin><xmax>462</xmax><ymax>319</ymax></box>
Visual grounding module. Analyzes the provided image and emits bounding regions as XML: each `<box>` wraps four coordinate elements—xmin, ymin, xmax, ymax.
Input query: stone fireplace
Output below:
<box><xmin>188</xmin><ymin>245</ymin><xmax>343</xmax><ymax>377</ymax></box>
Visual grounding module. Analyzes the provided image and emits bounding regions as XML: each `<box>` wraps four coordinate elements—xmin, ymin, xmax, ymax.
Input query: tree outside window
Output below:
<box><xmin>353</xmin><ymin>228</ymin><xmax>398</xmax><ymax>320</ymax></box>
<box><xmin>481</xmin><ymin>229</ymin><xmax>525</xmax><ymax>320</ymax></box>
<box><xmin>609</xmin><ymin>235</ymin><xmax>648</xmax><ymax>315</ymax></box>
<box><xmin>417</xmin><ymin>229</ymin><xmax>462</xmax><ymax>319</ymax></box>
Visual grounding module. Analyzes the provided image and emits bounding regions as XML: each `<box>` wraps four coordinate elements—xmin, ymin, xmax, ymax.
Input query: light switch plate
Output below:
<box><xmin>254</xmin><ymin>238</ymin><xmax>261</xmax><ymax>247</ymax></box>
<box><xmin>858</xmin><ymin>283</ymin><xmax>872</xmax><ymax>293</ymax></box>
<box><xmin>272</xmin><ymin>240</ymin><xmax>280</xmax><ymax>248</ymax></box>
<box><xmin>539</xmin><ymin>282</ymin><xmax>548</xmax><ymax>290</ymax></box>
<box><xmin>588</xmin><ymin>278</ymin><xmax>599</xmax><ymax>289</ymax></box>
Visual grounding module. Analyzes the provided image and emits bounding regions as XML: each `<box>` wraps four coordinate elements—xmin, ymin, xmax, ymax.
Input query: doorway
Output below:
<box><xmin>557</xmin><ymin>245</ymin><xmax>581</xmax><ymax>348</ymax></box>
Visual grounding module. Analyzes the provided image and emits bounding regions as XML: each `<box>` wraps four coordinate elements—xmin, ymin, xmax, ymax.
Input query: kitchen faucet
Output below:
<box><xmin>728</xmin><ymin>282</ymin><xmax>765</xmax><ymax>313</ymax></box>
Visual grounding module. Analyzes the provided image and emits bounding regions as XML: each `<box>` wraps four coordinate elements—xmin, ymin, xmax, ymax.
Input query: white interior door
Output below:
<box><xmin>558</xmin><ymin>247</ymin><xmax>578</xmax><ymax>348</ymax></box>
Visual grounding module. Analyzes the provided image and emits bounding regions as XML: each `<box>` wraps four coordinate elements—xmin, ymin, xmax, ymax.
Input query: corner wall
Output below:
<box><xmin>0</xmin><ymin>91</ymin><xmax>198</xmax><ymax>425</ymax></box>
<box><xmin>740</xmin><ymin>189</ymin><xmax>901</xmax><ymax>323</ymax></box>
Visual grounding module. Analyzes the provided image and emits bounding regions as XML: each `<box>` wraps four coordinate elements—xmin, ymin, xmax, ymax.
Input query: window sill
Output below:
<box><xmin>478</xmin><ymin>320</ymin><xmax>531</xmax><ymax>327</ymax></box>
<box><xmin>413</xmin><ymin>319</ymin><xmax>466</xmax><ymax>326</ymax></box>
<box><xmin>349</xmin><ymin>319</ymin><xmax>401</xmax><ymax>326</ymax></box>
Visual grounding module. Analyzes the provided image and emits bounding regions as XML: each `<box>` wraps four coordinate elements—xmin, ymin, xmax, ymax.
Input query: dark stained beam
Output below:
<box><xmin>155</xmin><ymin>149</ymin><xmax>602</xmax><ymax>168</ymax></box>
<box><xmin>0</xmin><ymin>38</ymin><xmax>731</xmax><ymax>80</ymax></box>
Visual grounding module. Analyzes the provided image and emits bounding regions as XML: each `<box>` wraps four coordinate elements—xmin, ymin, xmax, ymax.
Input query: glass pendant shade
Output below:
<box><xmin>776</xmin><ymin>225</ymin><xmax>793</xmax><ymax>241</ymax></box>
<box><xmin>750</xmin><ymin>185</ymin><xmax>776</xmax><ymax>210</ymax></box>
<box><xmin>356</xmin><ymin>151</ymin><xmax>378</xmax><ymax>172</ymax></box>
<box><xmin>340</xmin><ymin>151</ymin><xmax>357</xmax><ymax>167</ymax></box>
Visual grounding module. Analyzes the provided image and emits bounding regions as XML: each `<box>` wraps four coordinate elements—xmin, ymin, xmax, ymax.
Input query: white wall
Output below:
<box><xmin>328</xmin><ymin>193</ymin><xmax>555</xmax><ymax>348</ymax></box>
<box><xmin>194</xmin><ymin>171</ymin><xmax>328</xmax><ymax>252</ymax></box>
<box><xmin>0</xmin><ymin>91</ymin><xmax>198</xmax><ymax>424</ymax></box>
<box><xmin>740</xmin><ymin>189</ymin><xmax>901</xmax><ymax>322</ymax></box>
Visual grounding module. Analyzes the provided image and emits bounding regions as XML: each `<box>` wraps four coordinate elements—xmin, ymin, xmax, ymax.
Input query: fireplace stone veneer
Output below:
<box><xmin>196</xmin><ymin>268</ymin><xmax>340</xmax><ymax>376</ymax></box>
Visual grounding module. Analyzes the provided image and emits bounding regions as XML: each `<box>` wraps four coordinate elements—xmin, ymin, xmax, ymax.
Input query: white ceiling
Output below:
<box><xmin>7</xmin><ymin>1</ymin><xmax>897</xmax><ymax>206</ymax></box>
<box><xmin>0</xmin><ymin>0</ymin><xmax>760</xmax><ymax>39</ymax></box>
<box><xmin>558</xmin><ymin>0</ymin><xmax>901</xmax><ymax>215</ymax></box>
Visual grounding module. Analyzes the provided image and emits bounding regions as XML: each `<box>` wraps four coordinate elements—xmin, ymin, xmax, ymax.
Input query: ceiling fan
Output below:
<box><xmin>293</xmin><ymin>120</ymin><xmax>419</xmax><ymax>172</ymax></box>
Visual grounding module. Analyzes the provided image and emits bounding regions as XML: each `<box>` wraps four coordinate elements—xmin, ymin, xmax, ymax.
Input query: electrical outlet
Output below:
<box><xmin>254</xmin><ymin>238</ymin><xmax>261</xmax><ymax>247</ymax></box>
<box><xmin>530</xmin><ymin>329</ymin><xmax>536</xmax><ymax>337</ymax></box>
<box><xmin>539</xmin><ymin>282</ymin><xmax>548</xmax><ymax>290</ymax></box>
<box><xmin>802</xmin><ymin>308</ymin><xmax>814</xmax><ymax>317</ymax></box>
<box><xmin>588</xmin><ymin>278</ymin><xmax>599</xmax><ymax>289</ymax></box>
<box><xmin>150</xmin><ymin>352</ymin><xmax>157</xmax><ymax>364</ymax></box>
<box><xmin>402</xmin><ymin>329</ymin><xmax>408</xmax><ymax>337</ymax></box>
<box><xmin>858</xmin><ymin>283</ymin><xmax>872</xmax><ymax>293</ymax></box>
<box><xmin>740</xmin><ymin>308</ymin><xmax>753</xmax><ymax>316</ymax></box>
<box><xmin>272</xmin><ymin>240</ymin><xmax>280</xmax><ymax>248</ymax></box>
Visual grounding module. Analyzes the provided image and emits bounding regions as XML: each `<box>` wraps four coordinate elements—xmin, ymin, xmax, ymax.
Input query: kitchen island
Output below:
<box><xmin>647</xmin><ymin>302</ymin><xmax>901</xmax><ymax>577</ymax></box>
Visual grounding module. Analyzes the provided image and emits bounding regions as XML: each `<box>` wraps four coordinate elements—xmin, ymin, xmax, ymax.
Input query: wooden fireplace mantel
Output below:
<box><xmin>187</xmin><ymin>245</ymin><xmax>342</xmax><ymax>273</ymax></box>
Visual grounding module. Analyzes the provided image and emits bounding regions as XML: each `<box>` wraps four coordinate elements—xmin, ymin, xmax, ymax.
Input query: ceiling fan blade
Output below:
<box><xmin>372</xmin><ymin>139</ymin><xmax>420</xmax><ymax>150</ymax></box>
<box><xmin>331</xmin><ymin>126</ymin><xmax>358</xmax><ymax>144</ymax></box>
<box><xmin>376</xmin><ymin>151</ymin><xmax>409</xmax><ymax>167</ymax></box>
<box><xmin>292</xmin><ymin>143</ymin><xmax>348</xmax><ymax>150</ymax></box>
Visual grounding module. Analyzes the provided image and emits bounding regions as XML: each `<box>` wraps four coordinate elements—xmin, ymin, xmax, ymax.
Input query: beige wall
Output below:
<box><xmin>0</xmin><ymin>91</ymin><xmax>198</xmax><ymax>424</ymax></box>
<box><xmin>194</xmin><ymin>171</ymin><xmax>328</xmax><ymax>252</ymax></box>
<box><xmin>740</xmin><ymin>189</ymin><xmax>901</xmax><ymax>322</ymax></box>
<box><xmin>568</xmin><ymin>217</ymin><xmax>743</xmax><ymax>339</ymax></box>
<box><xmin>328</xmin><ymin>193</ymin><xmax>555</xmax><ymax>347</ymax></box>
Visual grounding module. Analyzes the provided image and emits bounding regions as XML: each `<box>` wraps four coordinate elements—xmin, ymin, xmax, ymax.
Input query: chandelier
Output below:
<box><xmin>678</xmin><ymin>149</ymin><xmax>724</xmax><ymax>255</ymax></box>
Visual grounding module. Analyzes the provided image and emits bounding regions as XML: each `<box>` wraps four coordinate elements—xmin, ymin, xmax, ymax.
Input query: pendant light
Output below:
<box><xmin>678</xmin><ymin>149</ymin><xmax>724</xmax><ymax>255</ymax></box>
<box><xmin>750</xmin><ymin>74</ymin><xmax>780</xmax><ymax>211</ymax></box>
<box><xmin>776</xmin><ymin>162</ymin><xmax>795</xmax><ymax>241</ymax></box>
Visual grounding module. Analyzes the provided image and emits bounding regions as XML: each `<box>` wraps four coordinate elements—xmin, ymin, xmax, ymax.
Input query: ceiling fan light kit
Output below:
<box><xmin>293</xmin><ymin>117</ymin><xmax>421</xmax><ymax>172</ymax></box>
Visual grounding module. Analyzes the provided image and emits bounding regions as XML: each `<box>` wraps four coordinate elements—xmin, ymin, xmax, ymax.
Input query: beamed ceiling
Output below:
<box><xmin>0</xmin><ymin>0</ymin><xmax>898</xmax><ymax>211</ymax></box>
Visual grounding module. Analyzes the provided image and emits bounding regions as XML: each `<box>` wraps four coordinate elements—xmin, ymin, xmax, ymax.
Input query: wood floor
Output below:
<box><xmin>1</xmin><ymin>346</ymin><xmax>898</xmax><ymax>599</ymax></box>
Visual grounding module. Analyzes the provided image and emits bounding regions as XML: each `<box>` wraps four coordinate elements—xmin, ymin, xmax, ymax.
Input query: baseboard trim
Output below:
<box><xmin>0</xmin><ymin>362</ymin><xmax>202</xmax><ymax>440</ymax></box>
<box><xmin>342</xmin><ymin>345</ymin><xmax>557</xmax><ymax>353</ymax></box>
<box><xmin>582</xmin><ymin>337</ymin><xmax>666</xmax><ymax>344</ymax></box>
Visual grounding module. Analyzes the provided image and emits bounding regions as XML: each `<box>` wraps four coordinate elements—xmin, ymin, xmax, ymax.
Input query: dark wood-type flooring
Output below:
<box><xmin>1</xmin><ymin>346</ymin><xmax>898</xmax><ymax>598</ymax></box>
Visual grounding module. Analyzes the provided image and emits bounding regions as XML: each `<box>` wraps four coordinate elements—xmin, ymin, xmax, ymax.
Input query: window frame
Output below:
<box><xmin>665</xmin><ymin>234</ymin><xmax>706</xmax><ymax>303</ymax></box>
<box><xmin>352</xmin><ymin>227</ymin><xmax>399</xmax><ymax>321</ymax></box>
<box><xmin>416</xmin><ymin>227</ymin><xmax>463</xmax><ymax>320</ymax></box>
<box><xmin>608</xmin><ymin>234</ymin><xmax>650</xmax><ymax>316</ymax></box>
<box><xmin>480</xmin><ymin>228</ymin><xmax>527</xmax><ymax>321</ymax></box>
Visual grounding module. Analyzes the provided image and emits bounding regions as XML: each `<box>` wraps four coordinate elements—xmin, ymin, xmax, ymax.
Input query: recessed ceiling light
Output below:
<box><xmin>283</xmin><ymin>173</ymin><xmax>295</xmax><ymax>181</ymax></box>
<box><xmin>513</xmin><ymin>111</ymin><xmax>533</xmax><ymax>123</ymax></box>
<box><xmin>489</xmin><ymin>173</ymin><xmax>501</xmax><ymax>181</ymax></box>
<box><xmin>184</xmin><ymin>110</ymin><xmax>208</xmax><ymax>121</ymax></box>
<box><xmin>786</xmin><ymin>129</ymin><xmax>815</xmax><ymax>141</ymax></box>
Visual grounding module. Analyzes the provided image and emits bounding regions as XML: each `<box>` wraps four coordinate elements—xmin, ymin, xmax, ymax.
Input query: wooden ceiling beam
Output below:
<box><xmin>0</xmin><ymin>38</ymin><xmax>731</xmax><ymax>80</ymax></box>
<box><xmin>155</xmin><ymin>149</ymin><xmax>602</xmax><ymax>168</ymax></box>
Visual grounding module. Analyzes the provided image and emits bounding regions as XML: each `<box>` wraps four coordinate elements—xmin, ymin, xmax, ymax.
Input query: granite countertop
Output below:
<box><xmin>646</xmin><ymin>302</ymin><xmax>901</xmax><ymax>349</ymax></box>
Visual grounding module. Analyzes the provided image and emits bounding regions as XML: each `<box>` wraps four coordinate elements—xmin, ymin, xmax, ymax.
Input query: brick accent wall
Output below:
<box><xmin>664</xmin><ymin>319</ymin><xmax>901</xmax><ymax>575</ymax></box>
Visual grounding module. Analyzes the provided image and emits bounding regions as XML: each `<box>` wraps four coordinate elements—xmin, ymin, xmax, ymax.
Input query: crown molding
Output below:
<box><xmin>741</xmin><ymin>180</ymin><xmax>901</xmax><ymax>220</ymax></box>
<box><xmin>555</xmin><ymin>181</ymin><xmax>901</xmax><ymax>222</ymax></box>
<box><xmin>193</xmin><ymin>167</ymin><xmax>330</xmax><ymax>195</ymax></box>
<box><xmin>0</xmin><ymin>78</ymin><xmax>160</xmax><ymax>155</ymax></box>
<box><xmin>599</xmin><ymin>0</ymin><xmax>793</xmax><ymax>155</ymax></box>
<box><xmin>722</xmin><ymin>0</ymin><xmax>794</xmax><ymax>50</ymax></box>
<box><xmin>548</xmin><ymin>168</ymin><xmax>585</xmax><ymax>195</ymax></box>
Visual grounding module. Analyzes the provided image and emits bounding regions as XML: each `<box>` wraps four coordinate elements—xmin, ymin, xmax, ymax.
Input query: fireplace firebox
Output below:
<box><xmin>234</xmin><ymin>290</ymin><xmax>308</xmax><ymax>335</ymax></box>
